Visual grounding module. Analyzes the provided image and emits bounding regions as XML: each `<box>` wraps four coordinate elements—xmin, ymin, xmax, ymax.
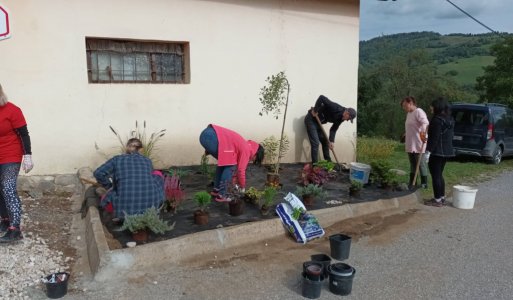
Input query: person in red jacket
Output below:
<box><xmin>199</xmin><ymin>124</ymin><xmax>264</xmax><ymax>202</ymax></box>
<box><xmin>0</xmin><ymin>84</ymin><xmax>34</xmax><ymax>243</ymax></box>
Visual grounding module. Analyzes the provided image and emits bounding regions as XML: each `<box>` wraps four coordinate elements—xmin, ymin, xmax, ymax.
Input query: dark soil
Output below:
<box><xmin>99</xmin><ymin>163</ymin><xmax>412</xmax><ymax>249</ymax></box>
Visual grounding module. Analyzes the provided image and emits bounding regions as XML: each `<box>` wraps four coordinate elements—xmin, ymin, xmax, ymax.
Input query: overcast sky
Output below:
<box><xmin>360</xmin><ymin>0</ymin><xmax>513</xmax><ymax>41</ymax></box>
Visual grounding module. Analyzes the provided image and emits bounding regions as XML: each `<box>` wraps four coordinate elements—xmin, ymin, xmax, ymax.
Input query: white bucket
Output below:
<box><xmin>349</xmin><ymin>162</ymin><xmax>371</xmax><ymax>184</ymax></box>
<box><xmin>452</xmin><ymin>185</ymin><xmax>478</xmax><ymax>209</ymax></box>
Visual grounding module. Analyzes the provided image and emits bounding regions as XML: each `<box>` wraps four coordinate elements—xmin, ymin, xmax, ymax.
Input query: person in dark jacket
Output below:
<box><xmin>304</xmin><ymin>95</ymin><xmax>356</xmax><ymax>163</ymax></box>
<box><xmin>424</xmin><ymin>97</ymin><xmax>455</xmax><ymax>207</ymax></box>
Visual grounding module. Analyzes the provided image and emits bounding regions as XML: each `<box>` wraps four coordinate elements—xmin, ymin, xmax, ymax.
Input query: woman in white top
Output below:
<box><xmin>401</xmin><ymin>96</ymin><xmax>429</xmax><ymax>189</ymax></box>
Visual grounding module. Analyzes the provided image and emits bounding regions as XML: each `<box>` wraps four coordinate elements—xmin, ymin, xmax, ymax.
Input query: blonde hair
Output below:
<box><xmin>0</xmin><ymin>84</ymin><xmax>8</xmax><ymax>106</ymax></box>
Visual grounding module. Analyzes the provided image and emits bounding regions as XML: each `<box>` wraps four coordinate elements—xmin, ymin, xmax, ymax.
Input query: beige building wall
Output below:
<box><xmin>0</xmin><ymin>0</ymin><xmax>359</xmax><ymax>175</ymax></box>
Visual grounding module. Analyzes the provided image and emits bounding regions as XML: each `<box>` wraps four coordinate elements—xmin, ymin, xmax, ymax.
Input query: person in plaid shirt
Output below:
<box><xmin>94</xmin><ymin>138</ymin><xmax>164</xmax><ymax>218</ymax></box>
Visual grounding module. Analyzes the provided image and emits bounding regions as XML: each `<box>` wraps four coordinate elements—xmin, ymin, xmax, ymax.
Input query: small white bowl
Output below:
<box><xmin>126</xmin><ymin>242</ymin><xmax>136</xmax><ymax>248</ymax></box>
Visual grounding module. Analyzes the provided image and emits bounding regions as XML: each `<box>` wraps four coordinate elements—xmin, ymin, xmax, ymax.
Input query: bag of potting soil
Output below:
<box><xmin>276</xmin><ymin>193</ymin><xmax>325</xmax><ymax>244</ymax></box>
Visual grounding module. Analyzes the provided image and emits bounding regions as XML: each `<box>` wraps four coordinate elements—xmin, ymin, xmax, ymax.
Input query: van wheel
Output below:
<box><xmin>492</xmin><ymin>146</ymin><xmax>503</xmax><ymax>164</ymax></box>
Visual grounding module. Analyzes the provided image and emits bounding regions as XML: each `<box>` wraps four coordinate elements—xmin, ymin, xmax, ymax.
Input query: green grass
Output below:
<box><xmin>357</xmin><ymin>137</ymin><xmax>513</xmax><ymax>199</ymax></box>
<box><xmin>437</xmin><ymin>55</ymin><xmax>495</xmax><ymax>85</ymax></box>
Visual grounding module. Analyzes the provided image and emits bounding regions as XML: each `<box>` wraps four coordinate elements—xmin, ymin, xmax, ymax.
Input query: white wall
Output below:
<box><xmin>0</xmin><ymin>0</ymin><xmax>359</xmax><ymax>174</ymax></box>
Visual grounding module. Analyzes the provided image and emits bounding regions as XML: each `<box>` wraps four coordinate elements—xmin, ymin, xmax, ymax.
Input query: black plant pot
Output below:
<box><xmin>329</xmin><ymin>234</ymin><xmax>351</xmax><ymax>261</ymax></box>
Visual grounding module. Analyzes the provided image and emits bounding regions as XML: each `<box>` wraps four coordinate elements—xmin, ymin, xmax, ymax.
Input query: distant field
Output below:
<box><xmin>438</xmin><ymin>55</ymin><xmax>495</xmax><ymax>85</ymax></box>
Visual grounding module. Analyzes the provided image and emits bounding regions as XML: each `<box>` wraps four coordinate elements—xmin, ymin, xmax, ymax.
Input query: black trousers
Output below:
<box><xmin>304</xmin><ymin>113</ymin><xmax>331</xmax><ymax>163</ymax></box>
<box><xmin>428</xmin><ymin>155</ymin><xmax>447</xmax><ymax>199</ymax></box>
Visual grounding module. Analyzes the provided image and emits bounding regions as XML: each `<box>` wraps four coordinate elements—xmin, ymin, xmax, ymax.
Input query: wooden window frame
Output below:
<box><xmin>86</xmin><ymin>37</ymin><xmax>190</xmax><ymax>84</ymax></box>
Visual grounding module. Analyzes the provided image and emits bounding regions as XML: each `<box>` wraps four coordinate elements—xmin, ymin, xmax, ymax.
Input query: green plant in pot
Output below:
<box><xmin>260</xmin><ymin>186</ymin><xmax>277</xmax><ymax>216</ymax></box>
<box><xmin>121</xmin><ymin>207</ymin><xmax>173</xmax><ymax>243</ymax></box>
<box><xmin>258</xmin><ymin>71</ymin><xmax>291</xmax><ymax>186</ymax></box>
<box><xmin>349</xmin><ymin>180</ymin><xmax>363</xmax><ymax>197</ymax></box>
<box><xmin>295</xmin><ymin>184</ymin><xmax>327</xmax><ymax>207</ymax></box>
<box><xmin>244</xmin><ymin>187</ymin><xmax>263</xmax><ymax>205</ymax></box>
<box><xmin>193</xmin><ymin>191</ymin><xmax>212</xmax><ymax>225</ymax></box>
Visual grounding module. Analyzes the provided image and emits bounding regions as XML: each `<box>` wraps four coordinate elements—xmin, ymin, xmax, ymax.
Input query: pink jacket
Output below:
<box><xmin>405</xmin><ymin>108</ymin><xmax>429</xmax><ymax>153</ymax></box>
<box><xmin>211</xmin><ymin>124</ymin><xmax>259</xmax><ymax>188</ymax></box>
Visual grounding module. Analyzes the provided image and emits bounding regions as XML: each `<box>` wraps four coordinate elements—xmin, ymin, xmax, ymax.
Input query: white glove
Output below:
<box><xmin>22</xmin><ymin>155</ymin><xmax>34</xmax><ymax>173</ymax></box>
<box><xmin>234</xmin><ymin>184</ymin><xmax>245</xmax><ymax>193</ymax></box>
<box><xmin>423</xmin><ymin>152</ymin><xmax>430</xmax><ymax>164</ymax></box>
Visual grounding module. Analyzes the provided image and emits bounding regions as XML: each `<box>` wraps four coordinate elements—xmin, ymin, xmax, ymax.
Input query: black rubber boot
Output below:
<box><xmin>0</xmin><ymin>219</ymin><xmax>9</xmax><ymax>234</ymax></box>
<box><xmin>0</xmin><ymin>227</ymin><xmax>23</xmax><ymax>243</ymax></box>
<box><xmin>421</xmin><ymin>176</ymin><xmax>428</xmax><ymax>189</ymax></box>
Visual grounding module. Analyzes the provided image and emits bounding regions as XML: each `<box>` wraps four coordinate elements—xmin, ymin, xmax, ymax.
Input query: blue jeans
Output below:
<box><xmin>199</xmin><ymin>126</ymin><xmax>235</xmax><ymax>195</ymax></box>
<box><xmin>304</xmin><ymin>113</ymin><xmax>331</xmax><ymax>163</ymax></box>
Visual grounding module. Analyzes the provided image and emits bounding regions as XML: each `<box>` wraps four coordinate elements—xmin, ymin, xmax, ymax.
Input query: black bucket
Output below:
<box><xmin>301</xmin><ymin>272</ymin><xmax>322</xmax><ymax>299</ymax></box>
<box><xmin>329</xmin><ymin>234</ymin><xmax>351</xmax><ymax>261</ymax></box>
<box><xmin>302</xmin><ymin>261</ymin><xmax>324</xmax><ymax>281</ymax></box>
<box><xmin>44</xmin><ymin>272</ymin><xmax>70</xmax><ymax>299</ymax></box>
<box><xmin>327</xmin><ymin>263</ymin><xmax>355</xmax><ymax>296</ymax></box>
<box><xmin>310</xmin><ymin>254</ymin><xmax>331</xmax><ymax>277</ymax></box>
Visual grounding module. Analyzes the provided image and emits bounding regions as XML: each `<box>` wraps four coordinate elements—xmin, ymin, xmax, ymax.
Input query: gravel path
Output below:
<box><xmin>0</xmin><ymin>196</ymin><xmax>72</xmax><ymax>300</ymax></box>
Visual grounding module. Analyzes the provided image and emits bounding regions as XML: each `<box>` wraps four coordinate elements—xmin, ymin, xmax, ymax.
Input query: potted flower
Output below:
<box><xmin>225</xmin><ymin>183</ymin><xmax>244</xmax><ymax>217</ymax></box>
<box><xmin>164</xmin><ymin>168</ymin><xmax>187</xmax><ymax>213</ymax></box>
<box><xmin>193</xmin><ymin>191</ymin><xmax>212</xmax><ymax>225</ymax></box>
<box><xmin>244</xmin><ymin>187</ymin><xmax>263</xmax><ymax>205</ymax></box>
<box><xmin>258</xmin><ymin>71</ymin><xmax>291</xmax><ymax>186</ymax></box>
<box><xmin>295</xmin><ymin>184</ymin><xmax>327</xmax><ymax>207</ymax></box>
<box><xmin>349</xmin><ymin>180</ymin><xmax>363</xmax><ymax>197</ymax></box>
<box><xmin>121</xmin><ymin>207</ymin><xmax>173</xmax><ymax>244</ymax></box>
<box><xmin>260</xmin><ymin>186</ymin><xmax>277</xmax><ymax>216</ymax></box>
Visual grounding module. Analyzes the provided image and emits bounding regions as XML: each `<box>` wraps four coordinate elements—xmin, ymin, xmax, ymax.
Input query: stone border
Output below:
<box><xmin>82</xmin><ymin>183</ymin><xmax>420</xmax><ymax>281</ymax></box>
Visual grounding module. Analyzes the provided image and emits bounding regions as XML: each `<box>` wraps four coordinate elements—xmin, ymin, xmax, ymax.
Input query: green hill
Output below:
<box><xmin>437</xmin><ymin>56</ymin><xmax>495</xmax><ymax>86</ymax></box>
<box><xmin>359</xmin><ymin>32</ymin><xmax>506</xmax><ymax>87</ymax></box>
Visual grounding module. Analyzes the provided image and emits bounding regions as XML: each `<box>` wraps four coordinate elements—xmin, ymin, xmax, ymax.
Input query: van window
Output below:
<box><xmin>453</xmin><ymin>110</ymin><xmax>488</xmax><ymax>127</ymax></box>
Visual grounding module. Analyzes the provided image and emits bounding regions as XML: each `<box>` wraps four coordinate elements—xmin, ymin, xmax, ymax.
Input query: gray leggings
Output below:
<box><xmin>0</xmin><ymin>163</ymin><xmax>22</xmax><ymax>228</ymax></box>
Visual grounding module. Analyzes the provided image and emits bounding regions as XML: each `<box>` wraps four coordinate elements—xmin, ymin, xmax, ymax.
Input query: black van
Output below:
<box><xmin>451</xmin><ymin>103</ymin><xmax>513</xmax><ymax>164</ymax></box>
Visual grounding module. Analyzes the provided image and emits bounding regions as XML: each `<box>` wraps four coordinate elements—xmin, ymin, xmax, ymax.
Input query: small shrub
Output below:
<box><xmin>295</xmin><ymin>184</ymin><xmax>327</xmax><ymax>199</ymax></box>
<box><xmin>261</xmin><ymin>135</ymin><xmax>289</xmax><ymax>173</ymax></box>
<box><xmin>350</xmin><ymin>180</ymin><xmax>364</xmax><ymax>190</ymax></box>
<box><xmin>194</xmin><ymin>191</ymin><xmax>212</xmax><ymax>212</ymax></box>
<box><xmin>370</xmin><ymin>159</ymin><xmax>397</xmax><ymax>186</ymax></box>
<box><xmin>261</xmin><ymin>186</ymin><xmax>278</xmax><ymax>207</ymax></box>
<box><xmin>245</xmin><ymin>187</ymin><xmax>263</xmax><ymax>204</ymax></box>
<box><xmin>121</xmin><ymin>207</ymin><xmax>174</xmax><ymax>234</ymax></box>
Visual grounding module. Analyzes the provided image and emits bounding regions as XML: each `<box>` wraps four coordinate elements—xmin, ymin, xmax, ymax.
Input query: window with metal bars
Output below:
<box><xmin>86</xmin><ymin>37</ymin><xmax>190</xmax><ymax>84</ymax></box>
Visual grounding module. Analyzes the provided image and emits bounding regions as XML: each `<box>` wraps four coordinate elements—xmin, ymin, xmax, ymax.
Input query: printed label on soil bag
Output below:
<box><xmin>276</xmin><ymin>193</ymin><xmax>325</xmax><ymax>244</ymax></box>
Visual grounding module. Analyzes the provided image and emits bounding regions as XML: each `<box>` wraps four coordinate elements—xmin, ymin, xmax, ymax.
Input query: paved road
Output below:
<box><xmin>48</xmin><ymin>171</ymin><xmax>513</xmax><ymax>299</ymax></box>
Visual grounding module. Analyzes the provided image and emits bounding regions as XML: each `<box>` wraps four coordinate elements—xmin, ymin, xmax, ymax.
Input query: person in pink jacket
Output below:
<box><xmin>199</xmin><ymin>124</ymin><xmax>265</xmax><ymax>202</ymax></box>
<box><xmin>401</xmin><ymin>96</ymin><xmax>429</xmax><ymax>189</ymax></box>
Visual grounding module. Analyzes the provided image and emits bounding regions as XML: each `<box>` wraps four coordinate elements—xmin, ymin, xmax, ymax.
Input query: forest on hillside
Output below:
<box><xmin>357</xmin><ymin>31</ymin><xmax>512</xmax><ymax>139</ymax></box>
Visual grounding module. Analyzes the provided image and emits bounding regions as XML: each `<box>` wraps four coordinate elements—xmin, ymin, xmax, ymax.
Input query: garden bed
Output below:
<box><xmin>100</xmin><ymin>163</ymin><xmax>411</xmax><ymax>249</ymax></box>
